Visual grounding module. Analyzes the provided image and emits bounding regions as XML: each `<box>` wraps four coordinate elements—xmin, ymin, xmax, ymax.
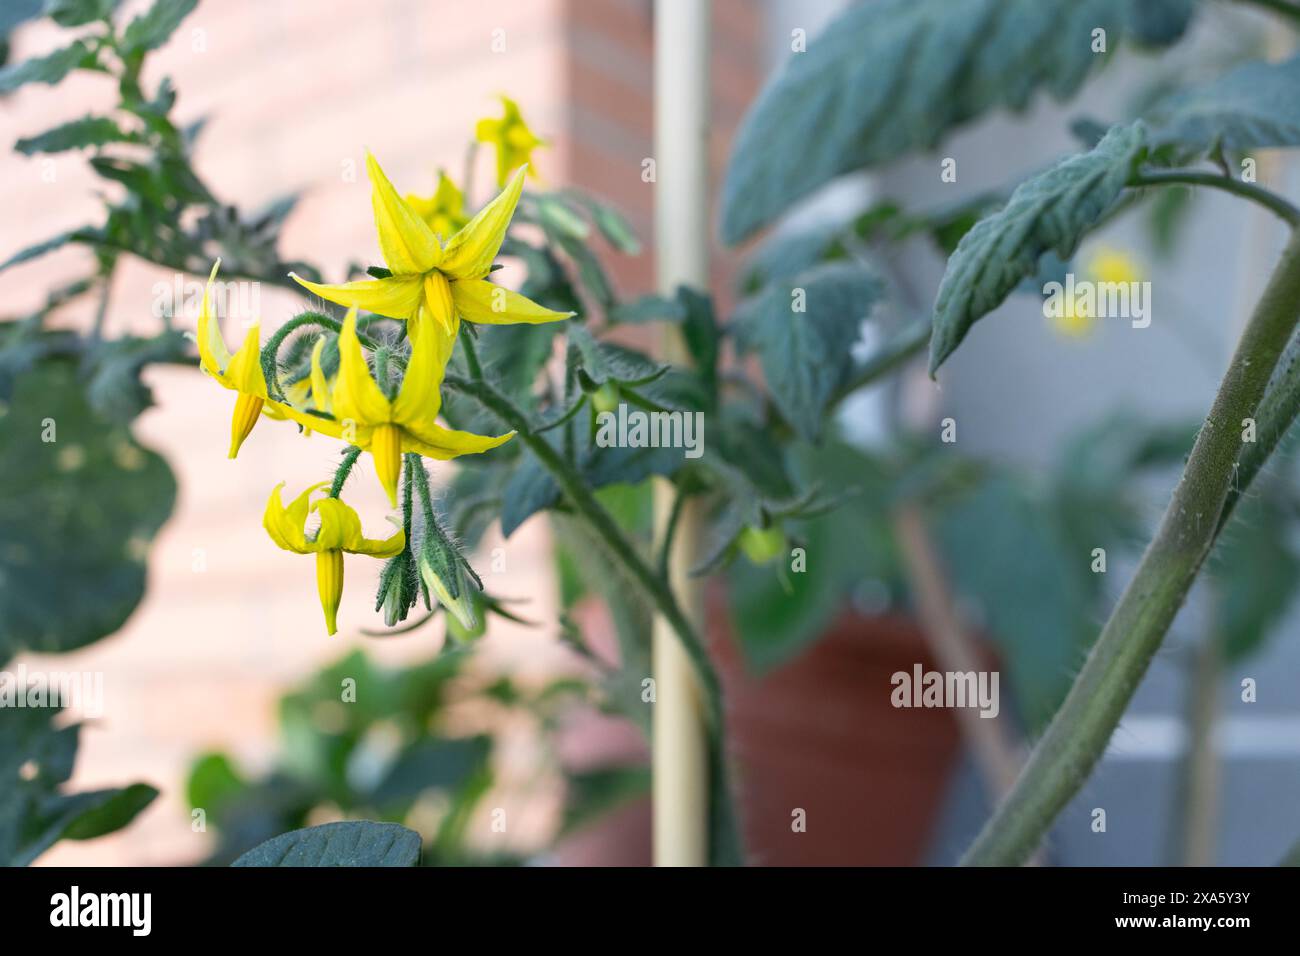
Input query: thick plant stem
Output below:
<box><xmin>962</xmin><ymin>228</ymin><xmax>1300</xmax><ymax>866</ymax></box>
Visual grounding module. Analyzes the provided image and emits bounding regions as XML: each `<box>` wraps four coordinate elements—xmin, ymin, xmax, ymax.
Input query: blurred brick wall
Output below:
<box><xmin>0</xmin><ymin>0</ymin><xmax>760</xmax><ymax>865</ymax></box>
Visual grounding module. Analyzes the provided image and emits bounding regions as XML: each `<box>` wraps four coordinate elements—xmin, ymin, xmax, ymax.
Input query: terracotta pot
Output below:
<box><xmin>711</xmin><ymin>603</ymin><xmax>962</xmax><ymax>865</ymax></box>
<box><xmin>555</xmin><ymin>595</ymin><xmax>962</xmax><ymax>865</ymax></box>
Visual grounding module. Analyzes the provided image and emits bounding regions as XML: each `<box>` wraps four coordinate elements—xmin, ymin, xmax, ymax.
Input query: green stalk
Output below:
<box><xmin>1132</xmin><ymin>171</ymin><xmax>1300</xmax><ymax>227</ymax></box>
<box><xmin>963</xmin><ymin>228</ymin><xmax>1300</xmax><ymax>865</ymax></box>
<box><xmin>444</xmin><ymin>373</ymin><xmax>742</xmax><ymax>864</ymax></box>
<box><xmin>328</xmin><ymin>446</ymin><xmax>362</xmax><ymax>498</ymax></box>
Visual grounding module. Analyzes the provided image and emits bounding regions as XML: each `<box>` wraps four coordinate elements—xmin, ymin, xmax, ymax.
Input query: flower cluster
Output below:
<box><xmin>198</xmin><ymin>105</ymin><xmax>564</xmax><ymax>635</ymax></box>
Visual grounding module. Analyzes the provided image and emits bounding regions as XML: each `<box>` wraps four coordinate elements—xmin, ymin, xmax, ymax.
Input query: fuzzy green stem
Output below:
<box><xmin>1132</xmin><ymin>171</ymin><xmax>1300</xmax><ymax>226</ymax></box>
<box><xmin>458</xmin><ymin>324</ymin><xmax>484</xmax><ymax>380</ymax></box>
<box><xmin>260</xmin><ymin>311</ymin><xmax>380</xmax><ymax>400</ymax></box>
<box><xmin>328</xmin><ymin>446</ymin><xmax>363</xmax><ymax>498</ymax></box>
<box><xmin>962</xmin><ymin>228</ymin><xmax>1300</xmax><ymax>865</ymax></box>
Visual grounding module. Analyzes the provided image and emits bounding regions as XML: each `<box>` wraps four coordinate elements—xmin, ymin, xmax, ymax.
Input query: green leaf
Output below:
<box><xmin>567</xmin><ymin>325</ymin><xmax>666</xmax><ymax>389</ymax></box>
<box><xmin>565</xmin><ymin>192</ymin><xmax>641</xmax><ymax>254</ymax></box>
<box><xmin>186</xmin><ymin>752</ymin><xmax>247</xmax><ymax>820</ymax></box>
<box><xmin>608</xmin><ymin>294</ymin><xmax>685</xmax><ymax>325</ymax></box>
<box><xmin>2</xmin><ymin>710</ymin><xmax>156</xmax><ymax>865</ymax></box>
<box><xmin>231</xmin><ymin>821</ymin><xmax>422</xmax><ymax>867</ymax></box>
<box><xmin>1</xmin><ymin>1</ymin><xmax>43</xmax><ymax>39</ymax></box>
<box><xmin>720</xmin><ymin>0</ymin><xmax>1194</xmax><ymax>243</ymax></box>
<box><xmin>500</xmin><ymin>445</ymin><xmax>559</xmax><ymax>539</ymax></box>
<box><xmin>0</xmin><ymin>233</ymin><xmax>78</xmax><ymax>274</ymax></box>
<box><xmin>58</xmin><ymin>783</ymin><xmax>158</xmax><ymax>840</ymax></box>
<box><xmin>934</xmin><ymin>476</ymin><xmax>1093</xmax><ymax>730</ymax></box>
<box><xmin>1211</xmin><ymin>491</ymin><xmax>1300</xmax><ymax>663</ymax></box>
<box><xmin>928</xmin><ymin>122</ymin><xmax>1147</xmax><ymax>374</ymax></box>
<box><xmin>46</xmin><ymin>0</ymin><xmax>117</xmax><ymax>28</ymax></box>
<box><xmin>0</xmin><ymin>39</ymin><xmax>94</xmax><ymax>94</ymax></box>
<box><xmin>369</xmin><ymin>736</ymin><xmax>490</xmax><ymax>806</ymax></box>
<box><xmin>82</xmin><ymin>330</ymin><xmax>189</xmax><ymax>423</ymax></box>
<box><xmin>561</xmin><ymin>765</ymin><xmax>650</xmax><ymax>836</ymax></box>
<box><xmin>16</xmin><ymin>115</ymin><xmax>135</xmax><ymax>155</ymax></box>
<box><xmin>121</xmin><ymin>0</ymin><xmax>198</xmax><ymax>54</ymax></box>
<box><xmin>1146</xmin><ymin>54</ymin><xmax>1300</xmax><ymax>158</ymax></box>
<box><xmin>733</xmin><ymin>262</ymin><xmax>882</xmax><ymax>438</ymax></box>
<box><xmin>0</xmin><ymin>354</ymin><xmax>176</xmax><ymax>659</ymax></box>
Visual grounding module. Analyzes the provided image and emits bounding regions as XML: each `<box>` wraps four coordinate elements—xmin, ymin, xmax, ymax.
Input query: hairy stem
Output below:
<box><xmin>328</xmin><ymin>446</ymin><xmax>362</xmax><ymax>498</ymax></box>
<box><xmin>963</xmin><ymin>227</ymin><xmax>1300</xmax><ymax>865</ymax></box>
<box><xmin>1132</xmin><ymin>171</ymin><xmax>1300</xmax><ymax>227</ymax></box>
<box><xmin>260</xmin><ymin>311</ymin><xmax>380</xmax><ymax>401</ymax></box>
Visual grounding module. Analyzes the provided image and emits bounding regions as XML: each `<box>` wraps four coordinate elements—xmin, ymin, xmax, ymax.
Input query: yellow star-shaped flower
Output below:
<box><xmin>263</xmin><ymin>482</ymin><xmax>405</xmax><ymax>635</ymax></box>
<box><xmin>405</xmin><ymin>171</ymin><xmax>467</xmax><ymax>240</ymax></box>
<box><xmin>476</xmin><ymin>95</ymin><xmax>545</xmax><ymax>187</ymax></box>
<box><xmin>278</xmin><ymin>308</ymin><xmax>514</xmax><ymax>507</ymax></box>
<box><xmin>195</xmin><ymin>260</ymin><xmax>286</xmax><ymax>458</ymax></box>
<box><xmin>290</xmin><ymin>153</ymin><xmax>571</xmax><ymax>361</ymax></box>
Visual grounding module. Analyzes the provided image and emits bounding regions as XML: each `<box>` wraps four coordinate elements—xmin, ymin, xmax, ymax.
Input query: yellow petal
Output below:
<box><xmin>228</xmin><ymin>391</ymin><xmax>264</xmax><ymax>459</ymax></box>
<box><xmin>320</xmin><ymin>496</ymin><xmax>405</xmax><ymax>556</ymax></box>
<box><xmin>224</xmin><ymin>323</ymin><xmax>268</xmax><ymax>399</ymax></box>
<box><xmin>332</xmin><ymin>308</ymin><xmax>392</xmax><ymax>427</ymax></box>
<box><xmin>409</xmin><ymin>301</ymin><xmax>460</xmax><ymax>358</ymax></box>
<box><xmin>366</xmin><ymin>152</ymin><xmax>442</xmax><ymax>274</ymax></box>
<box><xmin>264</xmin><ymin>481</ymin><xmax>327</xmax><ymax>554</ymax></box>
<box><xmin>422</xmin><ymin>272</ymin><xmax>457</xmax><ymax>335</ymax></box>
<box><xmin>196</xmin><ymin>260</ymin><xmax>232</xmax><ymax>382</ymax></box>
<box><xmin>290</xmin><ymin>273</ymin><xmax>423</xmax><ymax>320</ymax></box>
<box><xmin>402</xmin><ymin>422</ymin><xmax>515</xmax><ymax>460</ymax></box>
<box><xmin>393</xmin><ymin>306</ymin><xmax>445</xmax><ymax>425</ymax></box>
<box><xmin>275</xmin><ymin>401</ymin><xmax>348</xmax><ymax>440</ymax></box>
<box><xmin>315</xmin><ymin>549</ymin><xmax>343</xmax><ymax>635</ymax></box>
<box><xmin>371</xmin><ymin>423</ymin><xmax>403</xmax><ymax>507</ymax></box>
<box><xmin>439</xmin><ymin>166</ymin><xmax>526</xmax><ymax>280</ymax></box>
<box><xmin>451</xmin><ymin>277</ymin><xmax>573</xmax><ymax>326</ymax></box>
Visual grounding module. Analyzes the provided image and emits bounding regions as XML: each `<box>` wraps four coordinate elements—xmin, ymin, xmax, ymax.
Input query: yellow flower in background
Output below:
<box><xmin>290</xmin><ymin>153</ymin><xmax>571</xmax><ymax>360</ymax></box>
<box><xmin>406</xmin><ymin>171</ymin><xmax>468</xmax><ymax>240</ymax></box>
<box><xmin>278</xmin><ymin>309</ymin><xmax>515</xmax><ymax>507</ymax></box>
<box><xmin>476</xmin><ymin>95</ymin><xmax>544</xmax><ymax>187</ymax></box>
<box><xmin>1084</xmin><ymin>246</ymin><xmax>1143</xmax><ymax>287</ymax></box>
<box><xmin>1045</xmin><ymin>246</ymin><xmax>1144</xmax><ymax>340</ymax></box>
<box><xmin>195</xmin><ymin>260</ymin><xmax>282</xmax><ymax>458</ymax></box>
<box><xmin>1047</xmin><ymin>293</ymin><xmax>1097</xmax><ymax>339</ymax></box>
<box><xmin>263</xmin><ymin>482</ymin><xmax>405</xmax><ymax>635</ymax></box>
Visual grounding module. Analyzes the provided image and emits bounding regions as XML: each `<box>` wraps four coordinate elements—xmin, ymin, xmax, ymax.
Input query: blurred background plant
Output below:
<box><xmin>4</xmin><ymin>0</ymin><xmax>1300</xmax><ymax>867</ymax></box>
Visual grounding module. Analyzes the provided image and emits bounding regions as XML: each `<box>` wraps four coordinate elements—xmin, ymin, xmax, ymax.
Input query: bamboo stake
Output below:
<box><xmin>651</xmin><ymin>0</ymin><xmax>711</xmax><ymax>867</ymax></box>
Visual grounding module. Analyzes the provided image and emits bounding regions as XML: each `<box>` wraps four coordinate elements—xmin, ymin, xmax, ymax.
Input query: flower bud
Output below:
<box><xmin>417</xmin><ymin>531</ymin><xmax>479</xmax><ymax>632</ymax></box>
<box><xmin>738</xmin><ymin>523</ymin><xmax>787</xmax><ymax>566</ymax></box>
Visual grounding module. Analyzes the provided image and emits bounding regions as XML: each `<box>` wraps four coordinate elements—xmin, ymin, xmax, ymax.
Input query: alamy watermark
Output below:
<box><xmin>1043</xmin><ymin>273</ymin><xmax>1152</xmax><ymax>329</ymax></box>
<box><xmin>594</xmin><ymin>403</ymin><xmax>704</xmax><ymax>459</ymax></box>
<box><xmin>890</xmin><ymin>664</ymin><xmax>999</xmax><ymax>719</ymax></box>
<box><xmin>0</xmin><ymin>664</ymin><xmax>103</xmax><ymax>718</ymax></box>
<box><xmin>151</xmin><ymin>272</ymin><xmax>261</xmax><ymax>326</ymax></box>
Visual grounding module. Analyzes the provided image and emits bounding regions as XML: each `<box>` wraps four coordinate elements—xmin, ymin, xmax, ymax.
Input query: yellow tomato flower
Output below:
<box><xmin>1084</xmin><ymin>246</ymin><xmax>1142</xmax><ymax>286</ymax></box>
<box><xmin>279</xmin><ymin>309</ymin><xmax>514</xmax><ymax>507</ymax></box>
<box><xmin>406</xmin><ymin>171</ymin><xmax>468</xmax><ymax>240</ymax></box>
<box><xmin>290</xmin><ymin>154</ymin><xmax>571</xmax><ymax>359</ymax></box>
<box><xmin>1047</xmin><ymin>293</ymin><xmax>1096</xmax><ymax>339</ymax></box>
<box><xmin>263</xmin><ymin>482</ymin><xmax>405</xmax><ymax>635</ymax></box>
<box><xmin>196</xmin><ymin>260</ymin><xmax>283</xmax><ymax>458</ymax></box>
<box><xmin>476</xmin><ymin>95</ymin><xmax>545</xmax><ymax>187</ymax></box>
